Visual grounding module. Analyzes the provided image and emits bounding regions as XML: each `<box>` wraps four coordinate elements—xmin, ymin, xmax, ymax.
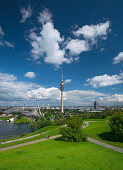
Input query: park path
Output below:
<box><xmin>0</xmin><ymin>130</ymin><xmax>50</xmax><ymax>144</ymax></box>
<box><xmin>0</xmin><ymin>135</ymin><xmax>61</xmax><ymax>152</ymax></box>
<box><xmin>0</xmin><ymin>121</ymin><xmax>123</xmax><ymax>153</ymax></box>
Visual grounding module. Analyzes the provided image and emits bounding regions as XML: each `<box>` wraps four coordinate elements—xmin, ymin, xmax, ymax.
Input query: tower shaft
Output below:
<box><xmin>60</xmin><ymin>71</ymin><xmax>64</xmax><ymax>113</ymax></box>
<box><xmin>61</xmin><ymin>91</ymin><xmax>63</xmax><ymax>113</ymax></box>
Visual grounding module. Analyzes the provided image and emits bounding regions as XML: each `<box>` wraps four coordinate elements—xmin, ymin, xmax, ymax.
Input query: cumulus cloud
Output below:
<box><xmin>27</xmin><ymin>7</ymin><xmax>110</xmax><ymax>66</ymax></box>
<box><xmin>113</xmin><ymin>52</ymin><xmax>123</xmax><ymax>64</ymax></box>
<box><xmin>86</xmin><ymin>72</ymin><xmax>123</xmax><ymax>88</ymax></box>
<box><xmin>20</xmin><ymin>5</ymin><xmax>32</xmax><ymax>23</ymax></box>
<box><xmin>29</xmin><ymin>9</ymin><xmax>71</xmax><ymax>67</ymax></box>
<box><xmin>73</xmin><ymin>21</ymin><xmax>110</xmax><ymax>42</ymax></box>
<box><xmin>64</xmin><ymin>79</ymin><xmax>72</xmax><ymax>84</ymax></box>
<box><xmin>0</xmin><ymin>26</ymin><xmax>14</xmax><ymax>49</ymax></box>
<box><xmin>24</xmin><ymin>72</ymin><xmax>36</xmax><ymax>79</ymax></box>
<box><xmin>99</xmin><ymin>94</ymin><xmax>123</xmax><ymax>104</ymax></box>
<box><xmin>0</xmin><ymin>72</ymin><xmax>122</xmax><ymax>106</ymax></box>
<box><xmin>38</xmin><ymin>8</ymin><xmax>52</xmax><ymax>25</ymax></box>
<box><xmin>66</xmin><ymin>39</ymin><xmax>89</xmax><ymax>55</ymax></box>
<box><xmin>66</xmin><ymin>21</ymin><xmax>110</xmax><ymax>56</ymax></box>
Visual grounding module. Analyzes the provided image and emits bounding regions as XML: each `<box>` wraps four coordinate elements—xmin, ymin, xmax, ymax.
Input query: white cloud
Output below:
<box><xmin>66</xmin><ymin>21</ymin><xmax>110</xmax><ymax>56</ymax></box>
<box><xmin>86</xmin><ymin>72</ymin><xmax>123</xmax><ymax>88</ymax></box>
<box><xmin>4</xmin><ymin>41</ymin><xmax>14</xmax><ymax>49</ymax></box>
<box><xmin>73</xmin><ymin>21</ymin><xmax>110</xmax><ymax>43</ymax></box>
<box><xmin>0</xmin><ymin>26</ymin><xmax>14</xmax><ymax>49</ymax></box>
<box><xmin>24</xmin><ymin>72</ymin><xmax>36</xmax><ymax>79</ymax></box>
<box><xmin>0</xmin><ymin>26</ymin><xmax>4</xmax><ymax>36</ymax></box>
<box><xmin>38</xmin><ymin>8</ymin><xmax>52</xmax><ymax>25</ymax></box>
<box><xmin>64</xmin><ymin>79</ymin><xmax>72</xmax><ymax>84</ymax></box>
<box><xmin>66</xmin><ymin>39</ymin><xmax>89</xmax><ymax>55</ymax></box>
<box><xmin>0</xmin><ymin>72</ymin><xmax>122</xmax><ymax>106</ymax></box>
<box><xmin>113</xmin><ymin>52</ymin><xmax>123</xmax><ymax>64</ymax></box>
<box><xmin>20</xmin><ymin>5</ymin><xmax>32</xmax><ymax>23</ymax></box>
<box><xmin>99</xmin><ymin>94</ymin><xmax>123</xmax><ymax>104</ymax></box>
<box><xmin>29</xmin><ymin>9</ymin><xmax>71</xmax><ymax>67</ymax></box>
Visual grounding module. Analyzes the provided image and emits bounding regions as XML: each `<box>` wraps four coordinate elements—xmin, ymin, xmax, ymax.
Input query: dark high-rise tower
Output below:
<box><xmin>94</xmin><ymin>101</ymin><xmax>99</xmax><ymax>110</ymax></box>
<box><xmin>60</xmin><ymin>71</ymin><xmax>64</xmax><ymax>113</ymax></box>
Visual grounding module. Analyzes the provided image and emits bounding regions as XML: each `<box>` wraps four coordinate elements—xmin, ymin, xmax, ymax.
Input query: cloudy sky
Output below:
<box><xmin>0</xmin><ymin>0</ymin><xmax>123</xmax><ymax>106</ymax></box>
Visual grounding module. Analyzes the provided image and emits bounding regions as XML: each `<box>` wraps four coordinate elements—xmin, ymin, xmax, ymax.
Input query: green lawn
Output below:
<box><xmin>14</xmin><ymin>117</ymin><xmax>30</xmax><ymax>124</ymax></box>
<box><xmin>0</xmin><ymin>138</ymin><xmax>122</xmax><ymax>170</ymax></box>
<box><xmin>0</xmin><ymin>116</ymin><xmax>13</xmax><ymax>120</ymax></box>
<box><xmin>83</xmin><ymin>120</ymin><xmax>123</xmax><ymax>148</ymax></box>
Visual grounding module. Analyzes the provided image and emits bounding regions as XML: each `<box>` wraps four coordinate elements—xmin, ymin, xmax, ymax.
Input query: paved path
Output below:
<box><xmin>0</xmin><ymin>135</ymin><xmax>62</xmax><ymax>152</ymax></box>
<box><xmin>0</xmin><ymin>130</ymin><xmax>50</xmax><ymax>144</ymax></box>
<box><xmin>87</xmin><ymin>137</ymin><xmax>123</xmax><ymax>153</ymax></box>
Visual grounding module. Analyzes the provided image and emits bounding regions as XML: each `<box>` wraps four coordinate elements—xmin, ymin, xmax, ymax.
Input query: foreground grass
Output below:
<box><xmin>0</xmin><ymin>138</ymin><xmax>122</xmax><ymax>170</ymax></box>
<box><xmin>83</xmin><ymin>120</ymin><xmax>123</xmax><ymax>148</ymax></box>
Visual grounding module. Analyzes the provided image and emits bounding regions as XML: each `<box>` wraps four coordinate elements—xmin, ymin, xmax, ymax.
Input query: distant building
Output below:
<box><xmin>94</xmin><ymin>101</ymin><xmax>99</xmax><ymax>110</ymax></box>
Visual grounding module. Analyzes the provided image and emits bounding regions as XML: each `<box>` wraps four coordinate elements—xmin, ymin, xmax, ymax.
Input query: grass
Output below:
<box><xmin>14</xmin><ymin>117</ymin><xmax>30</xmax><ymax>124</ymax></box>
<box><xmin>0</xmin><ymin>138</ymin><xmax>122</xmax><ymax>170</ymax></box>
<box><xmin>83</xmin><ymin>120</ymin><xmax>123</xmax><ymax>148</ymax></box>
<box><xmin>0</xmin><ymin>126</ymin><xmax>60</xmax><ymax>148</ymax></box>
<box><xmin>0</xmin><ymin>125</ymin><xmax>60</xmax><ymax>142</ymax></box>
<box><xmin>0</xmin><ymin>116</ymin><xmax>13</xmax><ymax>120</ymax></box>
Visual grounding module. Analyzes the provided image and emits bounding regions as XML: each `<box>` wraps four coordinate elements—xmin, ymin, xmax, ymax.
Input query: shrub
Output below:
<box><xmin>60</xmin><ymin>114</ymin><xmax>86</xmax><ymax>142</ymax></box>
<box><xmin>109</xmin><ymin>111</ymin><xmax>123</xmax><ymax>140</ymax></box>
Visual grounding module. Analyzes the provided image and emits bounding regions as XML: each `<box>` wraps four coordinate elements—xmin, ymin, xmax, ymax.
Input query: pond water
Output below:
<box><xmin>0</xmin><ymin>120</ymin><xmax>32</xmax><ymax>139</ymax></box>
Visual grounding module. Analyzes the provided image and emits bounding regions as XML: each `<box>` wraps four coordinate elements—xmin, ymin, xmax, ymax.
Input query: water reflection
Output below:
<box><xmin>0</xmin><ymin>120</ymin><xmax>32</xmax><ymax>139</ymax></box>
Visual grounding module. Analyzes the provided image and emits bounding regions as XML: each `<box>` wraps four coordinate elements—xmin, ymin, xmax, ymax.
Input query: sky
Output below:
<box><xmin>0</xmin><ymin>0</ymin><xmax>123</xmax><ymax>106</ymax></box>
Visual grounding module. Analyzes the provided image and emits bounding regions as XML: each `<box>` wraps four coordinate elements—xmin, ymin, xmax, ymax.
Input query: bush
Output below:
<box><xmin>60</xmin><ymin>114</ymin><xmax>86</xmax><ymax>142</ymax></box>
<box><xmin>109</xmin><ymin>111</ymin><xmax>123</xmax><ymax>140</ymax></box>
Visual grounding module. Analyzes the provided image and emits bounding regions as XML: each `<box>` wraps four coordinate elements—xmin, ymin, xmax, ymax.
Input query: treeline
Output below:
<box><xmin>29</xmin><ymin>112</ymin><xmax>70</xmax><ymax>131</ymax></box>
<box><xmin>78</xmin><ymin>111</ymin><xmax>109</xmax><ymax>119</ymax></box>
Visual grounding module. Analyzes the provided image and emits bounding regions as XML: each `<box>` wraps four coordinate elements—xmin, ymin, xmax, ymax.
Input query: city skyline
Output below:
<box><xmin>0</xmin><ymin>0</ymin><xmax>123</xmax><ymax>106</ymax></box>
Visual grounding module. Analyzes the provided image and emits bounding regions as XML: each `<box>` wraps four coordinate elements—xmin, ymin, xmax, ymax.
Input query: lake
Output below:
<box><xmin>0</xmin><ymin>120</ymin><xmax>32</xmax><ymax>139</ymax></box>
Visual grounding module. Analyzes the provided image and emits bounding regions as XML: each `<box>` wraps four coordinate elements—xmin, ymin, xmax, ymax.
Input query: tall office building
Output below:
<box><xmin>94</xmin><ymin>101</ymin><xmax>99</xmax><ymax>110</ymax></box>
<box><xmin>60</xmin><ymin>71</ymin><xmax>64</xmax><ymax>113</ymax></box>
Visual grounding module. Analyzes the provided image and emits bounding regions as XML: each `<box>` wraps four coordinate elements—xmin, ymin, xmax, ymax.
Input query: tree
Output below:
<box><xmin>109</xmin><ymin>111</ymin><xmax>123</xmax><ymax>140</ymax></box>
<box><xmin>29</xmin><ymin>121</ymin><xmax>38</xmax><ymax>131</ymax></box>
<box><xmin>60</xmin><ymin>114</ymin><xmax>86</xmax><ymax>142</ymax></box>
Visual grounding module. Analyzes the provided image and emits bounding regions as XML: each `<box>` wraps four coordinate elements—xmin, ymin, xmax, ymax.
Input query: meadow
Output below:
<box><xmin>0</xmin><ymin>137</ymin><xmax>122</xmax><ymax>170</ymax></box>
<box><xmin>83</xmin><ymin>120</ymin><xmax>123</xmax><ymax>148</ymax></box>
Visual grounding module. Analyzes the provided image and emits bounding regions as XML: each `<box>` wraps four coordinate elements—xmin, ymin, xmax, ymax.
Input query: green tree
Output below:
<box><xmin>109</xmin><ymin>111</ymin><xmax>123</xmax><ymax>140</ymax></box>
<box><xmin>60</xmin><ymin>114</ymin><xmax>86</xmax><ymax>142</ymax></box>
<box><xmin>29</xmin><ymin>121</ymin><xmax>38</xmax><ymax>131</ymax></box>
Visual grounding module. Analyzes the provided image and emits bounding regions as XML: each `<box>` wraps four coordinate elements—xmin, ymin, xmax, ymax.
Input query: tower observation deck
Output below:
<box><xmin>60</xmin><ymin>71</ymin><xmax>64</xmax><ymax>113</ymax></box>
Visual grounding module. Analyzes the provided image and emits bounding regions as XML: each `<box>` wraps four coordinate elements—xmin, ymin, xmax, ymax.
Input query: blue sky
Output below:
<box><xmin>0</xmin><ymin>0</ymin><xmax>123</xmax><ymax>106</ymax></box>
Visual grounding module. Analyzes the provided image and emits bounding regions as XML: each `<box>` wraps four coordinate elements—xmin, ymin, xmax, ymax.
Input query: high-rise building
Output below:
<box><xmin>94</xmin><ymin>101</ymin><xmax>99</xmax><ymax>110</ymax></box>
<box><xmin>60</xmin><ymin>71</ymin><xmax>64</xmax><ymax>113</ymax></box>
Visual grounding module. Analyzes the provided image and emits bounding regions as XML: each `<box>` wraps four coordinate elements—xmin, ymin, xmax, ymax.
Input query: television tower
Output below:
<box><xmin>60</xmin><ymin>71</ymin><xmax>64</xmax><ymax>113</ymax></box>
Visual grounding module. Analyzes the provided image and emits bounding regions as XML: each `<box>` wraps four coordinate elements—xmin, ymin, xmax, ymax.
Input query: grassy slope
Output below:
<box><xmin>0</xmin><ymin>138</ymin><xmax>122</xmax><ymax>170</ymax></box>
<box><xmin>0</xmin><ymin>127</ymin><xmax>60</xmax><ymax>148</ymax></box>
<box><xmin>83</xmin><ymin>120</ymin><xmax>123</xmax><ymax>148</ymax></box>
<box><xmin>0</xmin><ymin>125</ymin><xmax>59</xmax><ymax>142</ymax></box>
